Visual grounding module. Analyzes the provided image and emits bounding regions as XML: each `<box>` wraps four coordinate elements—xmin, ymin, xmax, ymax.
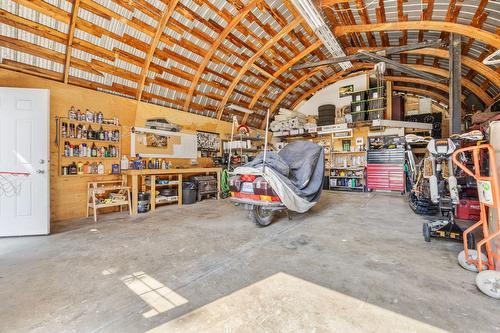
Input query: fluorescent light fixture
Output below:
<box><xmin>225</xmin><ymin>103</ymin><xmax>254</xmax><ymax>114</ymax></box>
<box><xmin>291</xmin><ymin>0</ymin><xmax>352</xmax><ymax>70</ymax></box>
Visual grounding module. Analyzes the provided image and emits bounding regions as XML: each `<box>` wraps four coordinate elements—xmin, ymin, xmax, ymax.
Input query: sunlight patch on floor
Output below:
<box><xmin>121</xmin><ymin>272</ymin><xmax>187</xmax><ymax>318</ymax></box>
<box><xmin>146</xmin><ymin>272</ymin><xmax>448</xmax><ymax>333</ymax></box>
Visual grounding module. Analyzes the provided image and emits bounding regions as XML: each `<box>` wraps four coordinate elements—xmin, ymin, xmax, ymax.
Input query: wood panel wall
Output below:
<box><xmin>0</xmin><ymin>69</ymin><xmax>260</xmax><ymax>222</ymax></box>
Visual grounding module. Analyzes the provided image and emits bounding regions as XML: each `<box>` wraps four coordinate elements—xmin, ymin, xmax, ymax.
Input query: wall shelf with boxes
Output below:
<box><xmin>350</xmin><ymin>87</ymin><xmax>386</xmax><ymax>122</ymax></box>
<box><xmin>57</xmin><ymin>106</ymin><xmax>122</xmax><ymax>177</ymax></box>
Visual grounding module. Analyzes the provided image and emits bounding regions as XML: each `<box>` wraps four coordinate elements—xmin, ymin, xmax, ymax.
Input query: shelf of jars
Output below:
<box><xmin>57</xmin><ymin>109</ymin><xmax>122</xmax><ymax>177</ymax></box>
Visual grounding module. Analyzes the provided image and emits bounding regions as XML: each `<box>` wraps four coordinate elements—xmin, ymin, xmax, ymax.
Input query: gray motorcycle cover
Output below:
<box><xmin>235</xmin><ymin>141</ymin><xmax>324</xmax><ymax>212</ymax></box>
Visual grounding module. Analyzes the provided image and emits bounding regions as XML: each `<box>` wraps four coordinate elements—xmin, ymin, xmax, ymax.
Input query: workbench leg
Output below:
<box><xmin>217</xmin><ymin>171</ymin><xmax>221</xmax><ymax>200</ymax></box>
<box><xmin>131</xmin><ymin>175</ymin><xmax>138</xmax><ymax>216</ymax></box>
<box><xmin>86</xmin><ymin>184</ymin><xmax>90</xmax><ymax>218</ymax></box>
<box><xmin>150</xmin><ymin>175</ymin><xmax>156</xmax><ymax>211</ymax></box>
<box><xmin>127</xmin><ymin>189</ymin><xmax>132</xmax><ymax>216</ymax></box>
<box><xmin>92</xmin><ymin>191</ymin><xmax>97</xmax><ymax>223</ymax></box>
<box><xmin>178</xmin><ymin>174</ymin><xmax>183</xmax><ymax>207</ymax></box>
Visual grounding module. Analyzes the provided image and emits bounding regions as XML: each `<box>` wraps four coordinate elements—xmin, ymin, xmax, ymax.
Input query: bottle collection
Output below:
<box><xmin>120</xmin><ymin>155</ymin><xmax>172</xmax><ymax>170</ymax></box>
<box><xmin>60</xmin><ymin>106</ymin><xmax>122</xmax><ymax>176</ymax></box>
<box><xmin>63</xmin><ymin>142</ymin><xmax>119</xmax><ymax>158</ymax></box>
<box><xmin>61</xmin><ymin>122</ymin><xmax>120</xmax><ymax>142</ymax></box>
<box><xmin>62</xmin><ymin>161</ymin><xmax>106</xmax><ymax>176</ymax></box>
<box><xmin>67</xmin><ymin>106</ymin><xmax>119</xmax><ymax>126</ymax></box>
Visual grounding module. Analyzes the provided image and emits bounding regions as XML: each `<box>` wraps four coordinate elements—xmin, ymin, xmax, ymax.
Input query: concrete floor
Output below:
<box><xmin>0</xmin><ymin>192</ymin><xmax>498</xmax><ymax>333</ymax></box>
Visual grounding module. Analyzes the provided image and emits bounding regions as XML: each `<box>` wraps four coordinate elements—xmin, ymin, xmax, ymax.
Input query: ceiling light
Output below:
<box><xmin>291</xmin><ymin>0</ymin><xmax>352</xmax><ymax>70</ymax></box>
<box><xmin>225</xmin><ymin>104</ymin><xmax>254</xmax><ymax>114</ymax></box>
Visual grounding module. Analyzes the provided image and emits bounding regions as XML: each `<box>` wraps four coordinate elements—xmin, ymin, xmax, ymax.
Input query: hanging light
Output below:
<box><xmin>291</xmin><ymin>0</ymin><xmax>352</xmax><ymax>70</ymax></box>
<box><xmin>225</xmin><ymin>104</ymin><xmax>254</xmax><ymax>114</ymax></box>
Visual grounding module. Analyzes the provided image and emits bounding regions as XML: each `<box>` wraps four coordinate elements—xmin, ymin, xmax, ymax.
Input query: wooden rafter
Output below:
<box><xmin>334</xmin><ymin>21</ymin><xmax>500</xmax><ymax>49</ymax></box>
<box><xmin>405</xmin><ymin>64</ymin><xmax>493</xmax><ymax>105</ymax></box>
<box><xmin>216</xmin><ymin>17</ymin><xmax>303</xmax><ymax>120</ymax></box>
<box><xmin>246</xmin><ymin>40</ymin><xmax>322</xmax><ymax>113</ymax></box>
<box><xmin>393</xmin><ymin>85</ymin><xmax>452</xmax><ymax>106</ymax></box>
<box><xmin>63</xmin><ymin>0</ymin><xmax>80</xmax><ymax>84</ymax></box>
<box><xmin>384</xmin><ymin>76</ymin><xmax>466</xmax><ymax>102</ymax></box>
<box><xmin>136</xmin><ymin>0</ymin><xmax>179</xmax><ymax>100</ymax></box>
<box><xmin>182</xmin><ymin>0</ymin><xmax>260</xmax><ymax>111</ymax></box>
<box><xmin>345</xmin><ymin>47</ymin><xmax>500</xmax><ymax>89</ymax></box>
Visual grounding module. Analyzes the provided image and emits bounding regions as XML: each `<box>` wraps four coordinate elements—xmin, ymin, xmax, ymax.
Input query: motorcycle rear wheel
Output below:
<box><xmin>250</xmin><ymin>205</ymin><xmax>274</xmax><ymax>227</ymax></box>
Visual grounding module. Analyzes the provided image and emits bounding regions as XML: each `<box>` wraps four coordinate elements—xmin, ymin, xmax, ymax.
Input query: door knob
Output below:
<box><xmin>36</xmin><ymin>169</ymin><xmax>45</xmax><ymax>174</ymax></box>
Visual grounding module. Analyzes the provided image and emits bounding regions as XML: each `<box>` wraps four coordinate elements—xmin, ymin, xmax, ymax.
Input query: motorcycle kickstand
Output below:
<box><xmin>286</xmin><ymin>210</ymin><xmax>292</xmax><ymax>220</ymax></box>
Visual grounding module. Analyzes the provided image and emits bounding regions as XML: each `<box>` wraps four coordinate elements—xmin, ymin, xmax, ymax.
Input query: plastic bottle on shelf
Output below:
<box><xmin>61</xmin><ymin>122</ymin><xmax>68</xmax><ymax>138</ymax></box>
<box><xmin>68</xmin><ymin>106</ymin><xmax>77</xmax><ymax>120</ymax></box>
<box><xmin>87</xmin><ymin>125</ymin><xmax>93</xmax><ymax>139</ymax></box>
<box><xmin>121</xmin><ymin>155</ymin><xmax>129</xmax><ymax>170</ymax></box>
<box><xmin>97</xmin><ymin>112</ymin><xmax>104</xmax><ymax>124</ymax></box>
<box><xmin>98</xmin><ymin>126</ymin><xmax>105</xmax><ymax>140</ymax></box>
<box><xmin>68</xmin><ymin>162</ymin><xmax>77</xmax><ymax>175</ymax></box>
<box><xmin>97</xmin><ymin>162</ymin><xmax>105</xmax><ymax>175</ymax></box>
<box><xmin>83</xmin><ymin>161</ymin><xmax>90</xmax><ymax>174</ymax></box>
<box><xmin>77</xmin><ymin>161</ymin><xmax>83</xmax><ymax>175</ymax></box>
<box><xmin>91</xmin><ymin>143</ymin><xmax>97</xmax><ymax>157</ymax></box>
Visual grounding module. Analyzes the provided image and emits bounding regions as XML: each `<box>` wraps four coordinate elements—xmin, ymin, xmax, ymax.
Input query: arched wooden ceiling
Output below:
<box><xmin>0</xmin><ymin>0</ymin><xmax>498</xmax><ymax>128</ymax></box>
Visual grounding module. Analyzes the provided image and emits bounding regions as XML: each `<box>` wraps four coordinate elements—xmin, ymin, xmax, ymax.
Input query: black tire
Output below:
<box><xmin>467</xmin><ymin>232</ymin><xmax>476</xmax><ymax>250</ymax></box>
<box><xmin>423</xmin><ymin>223</ymin><xmax>431</xmax><ymax>242</ymax></box>
<box><xmin>250</xmin><ymin>205</ymin><xmax>274</xmax><ymax>227</ymax></box>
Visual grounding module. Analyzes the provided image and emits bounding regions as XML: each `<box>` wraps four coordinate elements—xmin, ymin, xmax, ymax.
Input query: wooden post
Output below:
<box><xmin>150</xmin><ymin>175</ymin><xmax>156</xmax><ymax>211</ymax></box>
<box><xmin>386</xmin><ymin>81</ymin><xmax>393</xmax><ymax>120</ymax></box>
<box><xmin>178</xmin><ymin>174</ymin><xmax>183</xmax><ymax>207</ymax></box>
<box><xmin>131</xmin><ymin>175</ymin><xmax>138</xmax><ymax>216</ymax></box>
<box><xmin>449</xmin><ymin>33</ymin><xmax>462</xmax><ymax>134</ymax></box>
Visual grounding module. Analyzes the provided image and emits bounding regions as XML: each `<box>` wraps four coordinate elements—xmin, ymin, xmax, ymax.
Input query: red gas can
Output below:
<box><xmin>456</xmin><ymin>199</ymin><xmax>481</xmax><ymax>220</ymax></box>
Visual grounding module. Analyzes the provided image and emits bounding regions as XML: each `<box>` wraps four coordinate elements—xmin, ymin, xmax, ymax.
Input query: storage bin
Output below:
<box><xmin>351</xmin><ymin>91</ymin><xmax>366</xmax><ymax>102</ymax></box>
<box><xmin>182</xmin><ymin>182</ymin><xmax>197</xmax><ymax>204</ymax></box>
<box><xmin>351</xmin><ymin>111</ymin><xmax>366</xmax><ymax>122</ymax></box>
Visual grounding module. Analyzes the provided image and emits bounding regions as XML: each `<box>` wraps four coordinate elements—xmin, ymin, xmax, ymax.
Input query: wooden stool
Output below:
<box><xmin>87</xmin><ymin>180</ymin><xmax>132</xmax><ymax>222</ymax></box>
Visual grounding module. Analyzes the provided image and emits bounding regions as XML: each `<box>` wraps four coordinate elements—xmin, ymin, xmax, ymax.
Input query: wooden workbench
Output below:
<box><xmin>122</xmin><ymin>168</ymin><xmax>222</xmax><ymax>215</ymax></box>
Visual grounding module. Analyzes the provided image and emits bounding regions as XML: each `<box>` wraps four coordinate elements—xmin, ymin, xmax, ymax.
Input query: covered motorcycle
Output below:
<box><xmin>229</xmin><ymin>141</ymin><xmax>324</xmax><ymax>226</ymax></box>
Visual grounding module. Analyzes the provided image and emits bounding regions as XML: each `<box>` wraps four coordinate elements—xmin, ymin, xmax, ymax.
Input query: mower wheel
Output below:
<box><xmin>458</xmin><ymin>250</ymin><xmax>488</xmax><ymax>272</ymax></box>
<box><xmin>250</xmin><ymin>205</ymin><xmax>274</xmax><ymax>227</ymax></box>
<box><xmin>476</xmin><ymin>270</ymin><xmax>500</xmax><ymax>299</ymax></box>
<box><xmin>423</xmin><ymin>223</ymin><xmax>431</xmax><ymax>242</ymax></box>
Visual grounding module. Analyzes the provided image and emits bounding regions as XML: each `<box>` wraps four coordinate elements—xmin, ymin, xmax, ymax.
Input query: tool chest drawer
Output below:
<box><xmin>367</xmin><ymin>164</ymin><xmax>404</xmax><ymax>192</ymax></box>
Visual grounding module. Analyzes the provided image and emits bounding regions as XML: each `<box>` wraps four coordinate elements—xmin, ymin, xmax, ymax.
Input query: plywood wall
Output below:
<box><xmin>0</xmin><ymin>69</ymin><xmax>261</xmax><ymax>222</ymax></box>
<box><xmin>0</xmin><ymin>70</ymin><xmax>137</xmax><ymax>221</ymax></box>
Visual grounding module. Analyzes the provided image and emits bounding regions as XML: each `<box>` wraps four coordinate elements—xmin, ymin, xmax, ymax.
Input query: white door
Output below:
<box><xmin>0</xmin><ymin>88</ymin><xmax>50</xmax><ymax>236</ymax></box>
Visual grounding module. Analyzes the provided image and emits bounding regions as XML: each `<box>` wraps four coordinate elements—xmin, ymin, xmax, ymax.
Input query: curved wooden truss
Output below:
<box><xmin>136</xmin><ymin>0</ymin><xmax>179</xmax><ymax>101</ymax></box>
<box><xmin>216</xmin><ymin>17</ymin><xmax>303</xmax><ymax>120</ymax></box>
<box><xmin>345</xmin><ymin>47</ymin><xmax>500</xmax><ymax>89</ymax></box>
<box><xmin>182</xmin><ymin>0</ymin><xmax>260</xmax><ymax>112</ymax></box>
<box><xmin>392</xmin><ymin>86</ymin><xmax>453</xmax><ymax>107</ymax></box>
<box><xmin>0</xmin><ymin>0</ymin><xmax>498</xmax><ymax>126</ymax></box>
<box><xmin>334</xmin><ymin>21</ymin><xmax>500</xmax><ymax>49</ymax></box>
<box><xmin>384</xmin><ymin>76</ymin><xmax>466</xmax><ymax>102</ymax></box>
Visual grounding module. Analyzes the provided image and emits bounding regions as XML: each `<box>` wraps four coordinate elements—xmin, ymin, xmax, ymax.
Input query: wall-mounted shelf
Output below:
<box><xmin>58</xmin><ymin>116</ymin><xmax>122</xmax><ymax>177</ymax></box>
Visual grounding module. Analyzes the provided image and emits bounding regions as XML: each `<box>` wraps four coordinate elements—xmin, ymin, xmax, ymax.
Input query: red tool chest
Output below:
<box><xmin>366</xmin><ymin>146</ymin><xmax>405</xmax><ymax>192</ymax></box>
<box><xmin>455</xmin><ymin>199</ymin><xmax>481</xmax><ymax>220</ymax></box>
<box><xmin>367</xmin><ymin>164</ymin><xmax>405</xmax><ymax>192</ymax></box>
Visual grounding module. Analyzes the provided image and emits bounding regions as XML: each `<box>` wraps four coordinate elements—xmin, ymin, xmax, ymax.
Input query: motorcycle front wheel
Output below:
<box><xmin>250</xmin><ymin>205</ymin><xmax>274</xmax><ymax>227</ymax></box>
